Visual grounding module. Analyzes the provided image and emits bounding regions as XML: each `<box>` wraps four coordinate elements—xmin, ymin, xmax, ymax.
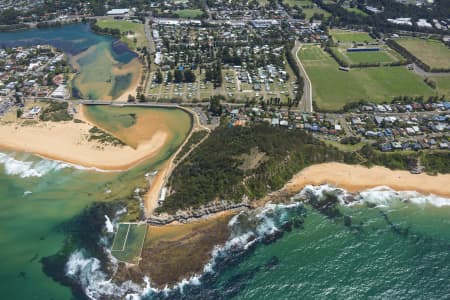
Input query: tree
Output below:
<box><xmin>174</xmin><ymin>69</ymin><xmax>184</xmax><ymax>83</ymax></box>
<box><xmin>0</xmin><ymin>8</ymin><xmax>19</xmax><ymax>25</ymax></box>
<box><xmin>214</xmin><ymin>61</ymin><xmax>223</xmax><ymax>87</ymax></box>
<box><xmin>184</xmin><ymin>69</ymin><xmax>196</xmax><ymax>83</ymax></box>
<box><xmin>209</xmin><ymin>96</ymin><xmax>222</xmax><ymax>116</ymax></box>
<box><xmin>167</xmin><ymin>70</ymin><xmax>173</xmax><ymax>83</ymax></box>
<box><xmin>16</xmin><ymin>108</ymin><xmax>23</xmax><ymax>119</ymax></box>
<box><xmin>128</xmin><ymin>94</ymin><xmax>136</xmax><ymax>102</ymax></box>
<box><xmin>155</xmin><ymin>69</ymin><xmax>163</xmax><ymax>84</ymax></box>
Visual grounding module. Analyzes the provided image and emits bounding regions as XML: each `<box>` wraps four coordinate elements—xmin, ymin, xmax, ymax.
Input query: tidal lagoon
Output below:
<box><xmin>0</xmin><ymin>23</ymin><xmax>141</xmax><ymax>100</ymax></box>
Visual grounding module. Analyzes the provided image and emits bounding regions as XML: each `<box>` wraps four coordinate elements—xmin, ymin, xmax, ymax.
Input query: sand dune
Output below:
<box><xmin>285</xmin><ymin>162</ymin><xmax>450</xmax><ymax>198</ymax></box>
<box><xmin>0</xmin><ymin>120</ymin><xmax>167</xmax><ymax>171</ymax></box>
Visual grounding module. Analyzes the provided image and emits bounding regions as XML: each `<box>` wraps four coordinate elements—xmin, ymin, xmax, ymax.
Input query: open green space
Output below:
<box><xmin>173</xmin><ymin>9</ymin><xmax>204</xmax><ymax>18</ymax></box>
<box><xmin>111</xmin><ymin>223</ymin><xmax>130</xmax><ymax>251</ymax></box>
<box><xmin>432</xmin><ymin>75</ymin><xmax>450</xmax><ymax>96</ymax></box>
<box><xmin>331</xmin><ymin>45</ymin><xmax>404</xmax><ymax>65</ymax></box>
<box><xmin>331</xmin><ymin>29</ymin><xmax>374</xmax><ymax>43</ymax></box>
<box><xmin>298</xmin><ymin>45</ymin><xmax>436</xmax><ymax>110</ymax></box>
<box><xmin>96</xmin><ymin>19</ymin><xmax>146</xmax><ymax>50</ymax></box>
<box><xmin>283</xmin><ymin>0</ymin><xmax>331</xmax><ymax>19</ymax></box>
<box><xmin>345</xmin><ymin>7</ymin><xmax>368</xmax><ymax>16</ymax></box>
<box><xmin>111</xmin><ymin>223</ymin><xmax>147</xmax><ymax>264</ymax></box>
<box><xmin>396</xmin><ymin>38</ymin><xmax>450</xmax><ymax>70</ymax></box>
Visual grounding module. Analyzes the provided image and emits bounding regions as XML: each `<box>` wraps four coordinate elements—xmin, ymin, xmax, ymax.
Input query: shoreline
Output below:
<box><xmin>116</xmin><ymin>58</ymin><xmax>143</xmax><ymax>101</ymax></box>
<box><xmin>283</xmin><ymin>162</ymin><xmax>450</xmax><ymax>199</ymax></box>
<box><xmin>0</xmin><ymin>106</ymin><xmax>169</xmax><ymax>171</ymax></box>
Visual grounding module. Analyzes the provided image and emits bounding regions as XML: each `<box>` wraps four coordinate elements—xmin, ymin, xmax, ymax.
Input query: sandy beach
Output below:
<box><xmin>285</xmin><ymin>162</ymin><xmax>450</xmax><ymax>198</ymax></box>
<box><xmin>0</xmin><ymin>117</ymin><xmax>167</xmax><ymax>171</ymax></box>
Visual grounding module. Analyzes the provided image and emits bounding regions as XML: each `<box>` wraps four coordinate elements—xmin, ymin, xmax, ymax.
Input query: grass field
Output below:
<box><xmin>298</xmin><ymin>45</ymin><xmax>436</xmax><ymax>110</ymax></box>
<box><xmin>111</xmin><ymin>223</ymin><xmax>148</xmax><ymax>264</ymax></box>
<box><xmin>96</xmin><ymin>19</ymin><xmax>146</xmax><ymax>50</ymax></box>
<box><xmin>173</xmin><ymin>9</ymin><xmax>204</xmax><ymax>18</ymax></box>
<box><xmin>396</xmin><ymin>38</ymin><xmax>450</xmax><ymax>70</ymax></box>
<box><xmin>283</xmin><ymin>0</ymin><xmax>331</xmax><ymax>19</ymax></box>
<box><xmin>331</xmin><ymin>46</ymin><xmax>403</xmax><ymax>65</ymax></box>
<box><xmin>331</xmin><ymin>29</ymin><xmax>374</xmax><ymax>43</ymax></box>
<box><xmin>432</xmin><ymin>75</ymin><xmax>450</xmax><ymax>96</ymax></box>
<box><xmin>345</xmin><ymin>7</ymin><xmax>368</xmax><ymax>16</ymax></box>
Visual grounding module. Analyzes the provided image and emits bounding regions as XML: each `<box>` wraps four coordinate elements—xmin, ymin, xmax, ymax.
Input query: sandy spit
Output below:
<box><xmin>0</xmin><ymin>120</ymin><xmax>167</xmax><ymax>171</ymax></box>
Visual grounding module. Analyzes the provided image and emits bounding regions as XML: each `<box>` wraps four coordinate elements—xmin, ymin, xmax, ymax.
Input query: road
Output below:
<box><xmin>292</xmin><ymin>40</ymin><xmax>313</xmax><ymax>113</ymax></box>
<box><xmin>412</xmin><ymin>63</ymin><xmax>450</xmax><ymax>78</ymax></box>
<box><xmin>144</xmin><ymin>17</ymin><xmax>155</xmax><ymax>54</ymax></box>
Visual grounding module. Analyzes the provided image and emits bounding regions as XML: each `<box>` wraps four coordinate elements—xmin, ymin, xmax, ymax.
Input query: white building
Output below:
<box><xmin>106</xmin><ymin>8</ymin><xmax>130</xmax><ymax>16</ymax></box>
<box><xmin>51</xmin><ymin>85</ymin><xmax>69</xmax><ymax>99</ymax></box>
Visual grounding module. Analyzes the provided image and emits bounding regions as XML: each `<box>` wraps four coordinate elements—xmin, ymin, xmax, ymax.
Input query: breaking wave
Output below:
<box><xmin>0</xmin><ymin>152</ymin><xmax>68</xmax><ymax>178</ymax></box>
<box><xmin>65</xmin><ymin>250</ymin><xmax>142</xmax><ymax>300</ymax></box>
<box><xmin>296</xmin><ymin>184</ymin><xmax>450</xmax><ymax>208</ymax></box>
<box><xmin>66</xmin><ymin>185</ymin><xmax>450</xmax><ymax>299</ymax></box>
<box><xmin>0</xmin><ymin>152</ymin><xmax>114</xmax><ymax>178</ymax></box>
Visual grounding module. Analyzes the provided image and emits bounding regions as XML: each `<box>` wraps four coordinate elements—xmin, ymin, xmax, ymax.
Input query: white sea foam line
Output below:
<box><xmin>0</xmin><ymin>151</ymin><xmax>120</xmax><ymax>177</ymax></box>
<box><xmin>34</xmin><ymin>154</ymin><xmax>119</xmax><ymax>173</ymax></box>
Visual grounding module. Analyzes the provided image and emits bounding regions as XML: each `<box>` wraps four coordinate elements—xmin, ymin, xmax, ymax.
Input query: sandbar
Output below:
<box><xmin>0</xmin><ymin>114</ymin><xmax>167</xmax><ymax>171</ymax></box>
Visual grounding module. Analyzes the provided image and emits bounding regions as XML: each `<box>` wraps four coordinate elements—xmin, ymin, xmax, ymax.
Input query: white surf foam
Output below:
<box><xmin>297</xmin><ymin>184</ymin><xmax>450</xmax><ymax>208</ymax></box>
<box><xmin>65</xmin><ymin>250</ymin><xmax>142</xmax><ymax>300</ymax></box>
<box><xmin>0</xmin><ymin>152</ymin><xmax>116</xmax><ymax>178</ymax></box>
<box><xmin>356</xmin><ymin>186</ymin><xmax>450</xmax><ymax>208</ymax></box>
<box><xmin>69</xmin><ymin>185</ymin><xmax>450</xmax><ymax>299</ymax></box>
<box><xmin>0</xmin><ymin>152</ymin><xmax>69</xmax><ymax>178</ymax></box>
<box><xmin>104</xmin><ymin>215</ymin><xmax>114</xmax><ymax>233</ymax></box>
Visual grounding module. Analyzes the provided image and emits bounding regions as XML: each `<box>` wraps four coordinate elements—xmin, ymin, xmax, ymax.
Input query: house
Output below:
<box><xmin>280</xmin><ymin>120</ymin><xmax>289</xmax><ymax>127</ymax></box>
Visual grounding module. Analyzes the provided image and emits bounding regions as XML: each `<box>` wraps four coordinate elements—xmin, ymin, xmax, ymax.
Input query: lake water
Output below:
<box><xmin>0</xmin><ymin>23</ymin><xmax>140</xmax><ymax>100</ymax></box>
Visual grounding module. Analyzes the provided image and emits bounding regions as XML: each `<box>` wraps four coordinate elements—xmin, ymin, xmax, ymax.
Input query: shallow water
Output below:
<box><xmin>0</xmin><ymin>107</ymin><xmax>192</xmax><ymax>299</ymax></box>
<box><xmin>194</xmin><ymin>188</ymin><xmax>450</xmax><ymax>300</ymax></box>
<box><xmin>0</xmin><ymin>23</ymin><xmax>139</xmax><ymax>99</ymax></box>
<box><xmin>2</xmin><ymin>152</ymin><xmax>450</xmax><ymax>300</ymax></box>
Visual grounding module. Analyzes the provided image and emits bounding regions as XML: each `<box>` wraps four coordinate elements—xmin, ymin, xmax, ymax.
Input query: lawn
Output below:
<box><xmin>96</xmin><ymin>19</ymin><xmax>146</xmax><ymax>50</ymax></box>
<box><xmin>332</xmin><ymin>46</ymin><xmax>403</xmax><ymax>65</ymax></box>
<box><xmin>346</xmin><ymin>7</ymin><xmax>368</xmax><ymax>16</ymax></box>
<box><xmin>331</xmin><ymin>29</ymin><xmax>374</xmax><ymax>43</ymax></box>
<box><xmin>298</xmin><ymin>45</ymin><xmax>436</xmax><ymax>110</ymax></box>
<box><xmin>111</xmin><ymin>223</ymin><xmax>129</xmax><ymax>251</ymax></box>
<box><xmin>173</xmin><ymin>9</ymin><xmax>204</xmax><ymax>19</ymax></box>
<box><xmin>396</xmin><ymin>37</ymin><xmax>450</xmax><ymax>70</ymax></box>
<box><xmin>283</xmin><ymin>0</ymin><xmax>331</xmax><ymax>19</ymax></box>
<box><xmin>432</xmin><ymin>75</ymin><xmax>450</xmax><ymax>96</ymax></box>
<box><xmin>111</xmin><ymin>223</ymin><xmax>147</xmax><ymax>264</ymax></box>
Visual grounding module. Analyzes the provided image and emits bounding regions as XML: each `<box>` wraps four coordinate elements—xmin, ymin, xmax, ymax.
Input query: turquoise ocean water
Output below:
<box><xmin>2</xmin><ymin>153</ymin><xmax>450</xmax><ymax>299</ymax></box>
